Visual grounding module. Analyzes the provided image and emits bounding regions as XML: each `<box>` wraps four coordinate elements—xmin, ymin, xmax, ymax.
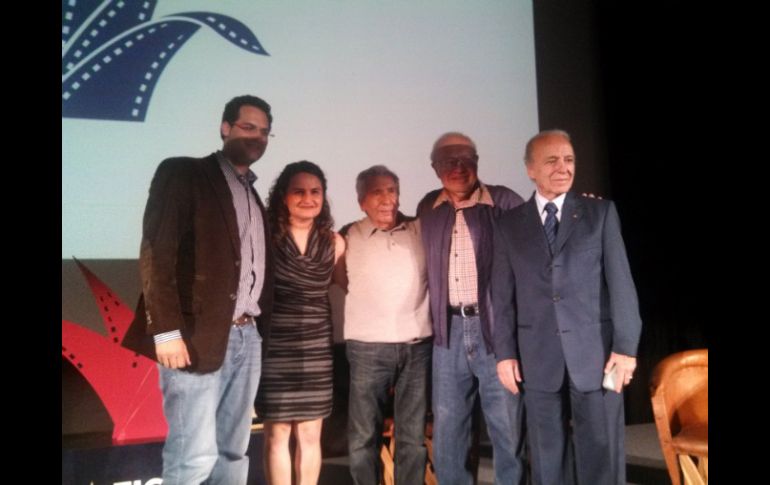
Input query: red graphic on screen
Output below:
<box><xmin>62</xmin><ymin>259</ymin><xmax>167</xmax><ymax>444</ymax></box>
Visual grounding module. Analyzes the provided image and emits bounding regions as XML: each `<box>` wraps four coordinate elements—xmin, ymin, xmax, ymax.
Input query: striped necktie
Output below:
<box><xmin>544</xmin><ymin>202</ymin><xmax>559</xmax><ymax>254</ymax></box>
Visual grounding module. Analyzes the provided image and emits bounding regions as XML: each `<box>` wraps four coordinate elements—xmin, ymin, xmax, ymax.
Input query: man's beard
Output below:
<box><xmin>225</xmin><ymin>138</ymin><xmax>265</xmax><ymax>166</ymax></box>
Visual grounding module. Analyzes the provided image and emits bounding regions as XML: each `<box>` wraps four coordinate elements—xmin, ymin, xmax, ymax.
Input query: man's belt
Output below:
<box><xmin>448</xmin><ymin>304</ymin><xmax>479</xmax><ymax>318</ymax></box>
<box><xmin>233</xmin><ymin>314</ymin><xmax>255</xmax><ymax>326</ymax></box>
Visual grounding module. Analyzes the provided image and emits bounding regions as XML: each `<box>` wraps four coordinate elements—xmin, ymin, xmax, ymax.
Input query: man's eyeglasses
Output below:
<box><xmin>433</xmin><ymin>157</ymin><xmax>478</xmax><ymax>173</ymax></box>
<box><xmin>232</xmin><ymin>122</ymin><xmax>274</xmax><ymax>139</ymax></box>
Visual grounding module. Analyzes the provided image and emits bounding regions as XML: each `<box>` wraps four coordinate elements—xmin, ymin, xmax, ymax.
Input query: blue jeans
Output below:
<box><xmin>159</xmin><ymin>323</ymin><xmax>262</xmax><ymax>485</ymax></box>
<box><xmin>346</xmin><ymin>339</ymin><xmax>432</xmax><ymax>485</ymax></box>
<box><xmin>432</xmin><ymin>315</ymin><xmax>526</xmax><ymax>485</ymax></box>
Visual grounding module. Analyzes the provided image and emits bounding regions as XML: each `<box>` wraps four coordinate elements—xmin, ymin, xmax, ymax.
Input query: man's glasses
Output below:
<box><xmin>433</xmin><ymin>157</ymin><xmax>478</xmax><ymax>174</ymax></box>
<box><xmin>232</xmin><ymin>122</ymin><xmax>274</xmax><ymax>139</ymax></box>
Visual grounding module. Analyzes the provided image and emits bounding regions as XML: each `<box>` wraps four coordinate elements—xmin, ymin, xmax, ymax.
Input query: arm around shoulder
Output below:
<box><xmin>487</xmin><ymin>184</ymin><xmax>525</xmax><ymax>211</ymax></box>
<box><xmin>333</xmin><ymin>231</ymin><xmax>346</xmax><ymax>263</ymax></box>
<box><xmin>332</xmin><ymin>232</ymin><xmax>348</xmax><ymax>291</ymax></box>
<box><xmin>415</xmin><ymin>189</ymin><xmax>441</xmax><ymax>218</ymax></box>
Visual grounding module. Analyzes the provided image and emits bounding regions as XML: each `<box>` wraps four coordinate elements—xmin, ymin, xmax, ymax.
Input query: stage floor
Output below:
<box><xmin>63</xmin><ymin>423</ymin><xmax>669</xmax><ymax>485</ymax></box>
<box><xmin>319</xmin><ymin>423</ymin><xmax>669</xmax><ymax>485</ymax></box>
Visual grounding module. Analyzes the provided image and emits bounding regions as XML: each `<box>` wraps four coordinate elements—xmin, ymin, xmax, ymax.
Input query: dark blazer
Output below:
<box><xmin>492</xmin><ymin>192</ymin><xmax>641</xmax><ymax>393</ymax></box>
<box><xmin>122</xmin><ymin>154</ymin><xmax>273</xmax><ymax>373</ymax></box>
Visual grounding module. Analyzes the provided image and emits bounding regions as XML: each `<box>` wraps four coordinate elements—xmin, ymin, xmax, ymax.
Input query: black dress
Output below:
<box><xmin>256</xmin><ymin>226</ymin><xmax>335</xmax><ymax>420</ymax></box>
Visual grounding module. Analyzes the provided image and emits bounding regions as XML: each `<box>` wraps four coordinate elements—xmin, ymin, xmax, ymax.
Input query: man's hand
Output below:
<box><xmin>604</xmin><ymin>352</ymin><xmax>636</xmax><ymax>393</ymax></box>
<box><xmin>156</xmin><ymin>339</ymin><xmax>191</xmax><ymax>369</ymax></box>
<box><xmin>496</xmin><ymin>359</ymin><xmax>522</xmax><ymax>395</ymax></box>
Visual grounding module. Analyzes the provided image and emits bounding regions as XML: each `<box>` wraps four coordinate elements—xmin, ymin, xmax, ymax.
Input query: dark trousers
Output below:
<box><xmin>524</xmin><ymin>371</ymin><xmax>626</xmax><ymax>485</ymax></box>
<box><xmin>346</xmin><ymin>339</ymin><xmax>432</xmax><ymax>485</ymax></box>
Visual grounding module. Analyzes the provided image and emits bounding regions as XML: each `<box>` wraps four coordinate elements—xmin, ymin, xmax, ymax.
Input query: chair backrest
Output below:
<box><xmin>649</xmin><ymin>348</ymin><xmax>708</xmax><ymax>485</ymax></box>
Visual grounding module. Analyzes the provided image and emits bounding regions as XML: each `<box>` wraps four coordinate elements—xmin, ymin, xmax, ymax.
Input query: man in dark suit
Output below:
<box><xmin>122</xmin><ymin>95</ymin><xmax>274</xmax><ymax>485</ymax></box>
<box><xmin>492</xmin><ymin>129</ymin><xmax>642</xmax><ymax>485</ymax></box>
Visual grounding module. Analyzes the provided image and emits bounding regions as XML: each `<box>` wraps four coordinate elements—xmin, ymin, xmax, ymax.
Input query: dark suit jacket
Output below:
<box><xmin>492</xmin><ymin>192</ymin><xmax>641</xmax><ymax>392</ymax></box>
<box><xmin>122</xmin><ymin>154</ymin><xmax>273</xmax><ymax>373</ymax></box>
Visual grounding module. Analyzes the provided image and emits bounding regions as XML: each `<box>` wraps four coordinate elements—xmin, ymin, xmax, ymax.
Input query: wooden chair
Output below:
<box><xmin>380</xmin><ymin>417</ymin><xmax>437</xmax><ymax>485</ymax></box>
<box><xmin>649</xmin><ymin>349</ymin><xmax>708</xmax><ymax>485</ymax></box>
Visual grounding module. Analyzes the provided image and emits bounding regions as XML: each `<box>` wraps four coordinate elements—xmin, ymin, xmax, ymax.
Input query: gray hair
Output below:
<box><xmin>523</xmin><ymin>129</ymin><xmax>571</xmax><ymax>165</ymax></box>
<box><xmin>355</xmin><ymin>165</ymin><xmax>400</xmax><ymax>202</ymax></box>
<box><xmin>432</xmin><ymin>132</ymin><xmax>476</xmax><ymax>152</ymax></box>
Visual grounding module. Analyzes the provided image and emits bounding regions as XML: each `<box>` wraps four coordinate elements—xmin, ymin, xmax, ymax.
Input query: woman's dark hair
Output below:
<box><xmin>266</xmin><ymin>161</ymin><xmax>334</xmax><ymax>243</ymax></box>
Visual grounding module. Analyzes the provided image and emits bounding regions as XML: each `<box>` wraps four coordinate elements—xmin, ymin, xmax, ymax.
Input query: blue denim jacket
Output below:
<box><xmin>416</xmin><ymin>183</ymin><xmax>524</xmax><ymax>352</ymax></box>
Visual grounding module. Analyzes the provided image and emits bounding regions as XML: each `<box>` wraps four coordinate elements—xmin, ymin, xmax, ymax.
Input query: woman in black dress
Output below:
<box><xmin>256</xmin><ymin>161</ymin><xmax>345</xmax><ymax>485</ymax></box>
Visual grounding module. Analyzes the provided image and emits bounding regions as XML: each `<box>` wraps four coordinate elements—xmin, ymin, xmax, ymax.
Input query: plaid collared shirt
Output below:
<box><xmin>433</xmin><ymin>184</ymin><xmax>495</xmax><ymax>307</ymax></box>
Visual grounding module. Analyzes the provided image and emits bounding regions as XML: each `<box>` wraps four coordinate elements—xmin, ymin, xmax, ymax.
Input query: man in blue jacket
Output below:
<box><xmin>417</xmin><ymin>132</ymin><xmax>526</xmax><ymax>484</ymax></box>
